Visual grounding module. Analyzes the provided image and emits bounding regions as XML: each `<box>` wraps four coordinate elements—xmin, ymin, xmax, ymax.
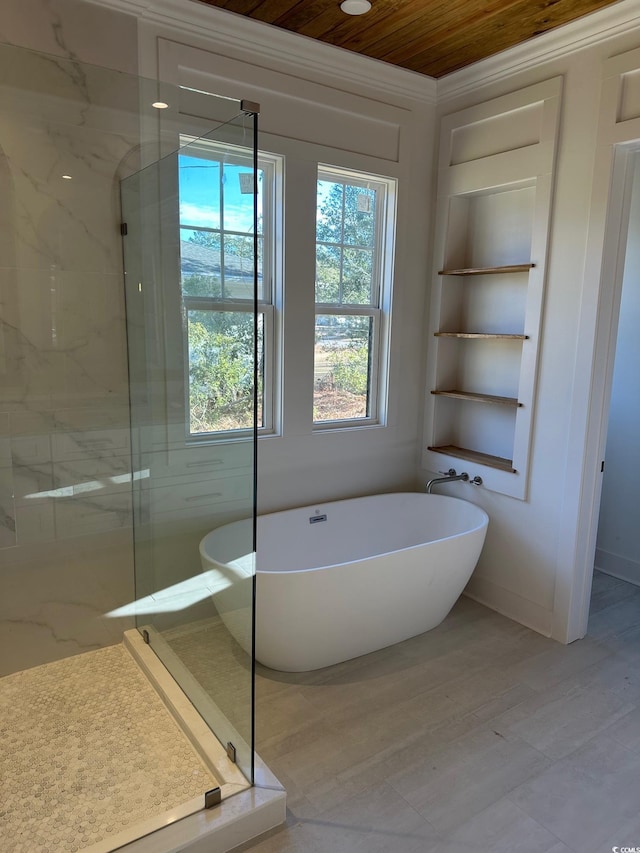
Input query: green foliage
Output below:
<box><xmin>189</xmin><ymin>230</ymin><xmax>221</xmax><ymax>250</ymax></box>
<box><xmin>316</xmin><ymin>182</ymin><xmax>375</xmax><ymax>247</ymax></box>
<box><xmin>315</xmin><ymin>244</ymin><xmax>340</xmax><ymax>303</ymax></box>
<box><xmin>315</xmin><ymin>181</ymin><xmax>376</xmax><ymax>306</ymax></box>
<box><xmin>328</xmin><ymin>343</ymin><xmax>369</xmax><ymax>396</ymax></box>
<box><xmin>187</xmin><ymin>311</ymin><xmax>260</xmax><ymax>433</ymax></box>
<box><xmin>182</xmin><ymin>273</ymin><xmax>223</xmax><ymax>298</ymax></box>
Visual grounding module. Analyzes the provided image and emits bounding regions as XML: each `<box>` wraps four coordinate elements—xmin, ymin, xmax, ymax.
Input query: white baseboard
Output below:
<box><xmin>594</xmin><ymin>548</ymin><xmax>640</xmax><ymax>588</ymax></box>
<box><xmin>464</xmin><ymin>576</ymin><xmax>554</xmax><ymax>639</ymax></box>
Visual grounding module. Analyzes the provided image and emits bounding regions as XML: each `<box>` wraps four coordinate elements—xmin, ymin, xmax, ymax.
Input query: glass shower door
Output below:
<box><xmin>120</xmin><ymin>109</ymin><xmax>258</xmax><ymax>783</ymax></box>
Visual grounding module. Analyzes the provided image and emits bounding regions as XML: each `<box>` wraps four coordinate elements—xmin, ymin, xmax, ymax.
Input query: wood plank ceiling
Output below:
<box><xmin>199</xmin><ymin>0</ymin><xmax>623</xmax><ymax>78</ymax></box>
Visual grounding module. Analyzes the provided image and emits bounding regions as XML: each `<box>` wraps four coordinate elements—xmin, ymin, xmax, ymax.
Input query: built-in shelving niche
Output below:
<box><xmin>423</xmin><ymin>77</ymin><xmax>562</xmax><ymax>500</ymax></box>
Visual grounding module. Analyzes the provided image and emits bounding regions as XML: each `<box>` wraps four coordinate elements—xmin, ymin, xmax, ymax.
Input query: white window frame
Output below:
<box><xmin>313</xmin><ymin>165</ymin><xmax>396</xmax><ymax>430</ymax></box>
<box><xmin>178</xmin><ymin>138</ymin><xmax>281</xmax><ymax>441</ymax></box>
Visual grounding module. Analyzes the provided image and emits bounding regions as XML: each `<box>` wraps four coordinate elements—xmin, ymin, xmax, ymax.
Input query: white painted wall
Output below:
<box><xmin>125</xmin><ymin>15</ymin><xmax>437</xmax><ymax>617</ymax></box>
<box><xmin>426</xmin><ymin>1</ymin><xmax>640</xmax><ymax>641</ymax></box>
<box><xmin>133</xmin><ymin>17</ymin><xmax>437</xmax><ymax>519</ymax></box>
<box><xmin>595</xmin><ymin>151</ymin><xmax>640</xmax><ymax>587</ymax></box>
<box><xmin>424</xmin><ymin>80</ymin><xmax>561</xmax><ymax>502</ymax></box>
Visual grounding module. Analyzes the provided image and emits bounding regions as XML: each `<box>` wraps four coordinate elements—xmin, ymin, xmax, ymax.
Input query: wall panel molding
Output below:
<box><xmin>83</xmin><ymin>0</ymin><xmax>437</xmax><ymax>105</ymax></box>
<box><xmin>438</xmin><ymin>0</ymin><xmax>640</xmax><ymax>103</ymax></box>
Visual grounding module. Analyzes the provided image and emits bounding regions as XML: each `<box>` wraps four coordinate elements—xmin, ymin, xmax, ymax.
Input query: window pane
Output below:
<box><xmin>181</xmin><ymin>229</ymin><xmax>222</xmax><ymax>297</ymax></box>
<box><xmin>315</xmin><ymin>243</ymin><xmax>341</xmax><ymax>303</ymax></box>
<box><xmin>342</xmin><ymin>248</ymin><xmax>373</xmax><ymax>304</ymax></box>
<box><xmin>316</xmin><ymin>176</ymin><xmax>378</xmax><ymax>306</ymax></box>
<box><xmin>188</xmin><ymin>310</ymin><xmax>263</xmax><ymax>434</ymax></box>
<box><xmin>316</xmin><ymin>180</ymin><xmax>343</xmax><ymax>244</ymax></box>
<box><xmin>179</xmin><ymin>154</ymin><xmax>220</xmax><ymax>229</ymax></box>
<box><xmin>181</xmin><ymin>233</ymin><xmax>263</xmax><ymax>300</ymax></box>
<box><xmin>343</xmin><ymin>186</ymin><xmax>376</xmax><ymax>247</ymax></box>
<box><xmin>182</xmin><ymin>273</ymin><xmax>223</xmax><ymax>298</ymax></box>
<box><xmin>224</xmin><ymin>234</ymin><xmax>258</xmax><ymax>300</ymax></box>
<box><xmin>314</xmin><ymin>314</ymin><xmax>372</xmax><ymax>422</ymax></box>
<box><xmin>222</xmin><ymin>163</ymin><xmax>264</xmax><ymax>234</ymax></box>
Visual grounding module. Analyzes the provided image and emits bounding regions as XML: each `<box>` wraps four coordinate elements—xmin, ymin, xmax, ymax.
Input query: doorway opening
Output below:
<box><xmin>586</xmin><ymin>147</ymin><xmax>640</xmax><ymax>644</ymax></box>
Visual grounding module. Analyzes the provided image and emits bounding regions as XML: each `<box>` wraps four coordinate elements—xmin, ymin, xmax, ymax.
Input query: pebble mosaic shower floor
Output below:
<box><xmin>165</xmin><ymin>617</ymin><xmax>251</xmax><ymax>734</ymax></box>
<box><xmin>0</xmin><ymin>644</ymin><xmax>217</xmax><ymax>852</ymax></box>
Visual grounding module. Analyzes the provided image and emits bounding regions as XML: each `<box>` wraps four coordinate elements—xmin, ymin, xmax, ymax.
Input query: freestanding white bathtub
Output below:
<box><xmin>199</xmin><ymin>492</ymin><xmax>488</xmax><ymax>672</ymax></box>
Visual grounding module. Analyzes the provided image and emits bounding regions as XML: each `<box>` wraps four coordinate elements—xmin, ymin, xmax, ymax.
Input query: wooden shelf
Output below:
<box><xmin>435</xmin><ymin>332</ymin><xmax>528</xmax><ymax>340</ymax></box>
<box><xmin>438</xmin><ymin>263</ymin><xmax>534</xmax><ymax>276</ymax></box>
<box><xmin>431</xmin><ymin>389</ymin><xmax>522</xmax><ymax>407</ymax></box>
<box><xmin>428</xmin><ymin>444</ymin><xmax>516</xmax><ymax>473</ymax></box>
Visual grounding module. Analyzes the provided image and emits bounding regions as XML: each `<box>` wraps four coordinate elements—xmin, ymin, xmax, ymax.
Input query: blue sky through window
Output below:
<box><xmin>178</xmin><ymin>153</ymin><xmax>262</xmax><ymax>235</ymax></box>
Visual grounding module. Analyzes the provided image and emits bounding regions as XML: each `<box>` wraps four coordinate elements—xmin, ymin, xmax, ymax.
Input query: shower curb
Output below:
<box><xmin>120</xmin><ymin>629</ymin><xmax>286</xmax><ymax>853</ymax></box>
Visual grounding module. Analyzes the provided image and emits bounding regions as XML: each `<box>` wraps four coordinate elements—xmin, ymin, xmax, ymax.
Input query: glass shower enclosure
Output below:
<box><xmin>121</xmin><ymin>107</ymin><xmax>259</xmax><ymax>782</ymax></box>
<box><xmin>0</xmin><ymin>38</ymin><xmax>259</xmax><ymax>850</ymax></box>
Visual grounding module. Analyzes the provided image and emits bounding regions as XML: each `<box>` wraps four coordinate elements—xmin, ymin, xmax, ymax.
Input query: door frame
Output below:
<box><xmin>557</xmin><ymin>139</ymin><xmax>640</xmax><ymax>642</ymax></box>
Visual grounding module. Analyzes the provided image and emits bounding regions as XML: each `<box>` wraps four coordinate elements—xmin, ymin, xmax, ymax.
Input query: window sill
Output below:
<box><xmin>185</xmin><ymin>427</ymin><xmax>277</xmax><ymax>447</ymax></box>
<box><xmin>312</xmin><ymin>419</ymin><xmax>383</xmax><ymax>433</ymax></box>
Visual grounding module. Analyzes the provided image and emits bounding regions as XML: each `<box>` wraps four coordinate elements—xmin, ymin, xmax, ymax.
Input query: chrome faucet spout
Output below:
<box><xmin>425</xmin><ymin>469</ymin><xmax>469</xmax><ymax>494</ymax></box>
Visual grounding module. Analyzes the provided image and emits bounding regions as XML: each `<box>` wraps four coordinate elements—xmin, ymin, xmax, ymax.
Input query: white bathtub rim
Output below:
<box><xmin>200</xmin><ymin>492</ymin><xmax>489</xmax><ymax>576</ymax></box>
<box><xmin>256</xmin><ymin>531</ymin><xmax>485</xmax><ymax>575</ymax></box>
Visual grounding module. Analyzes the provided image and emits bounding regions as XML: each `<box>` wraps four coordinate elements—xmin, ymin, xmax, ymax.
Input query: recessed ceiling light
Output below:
<box><xmin>62</xmin><ymin>174</ymin><xmax>72</xmax><ymax>180</ymax></box>
<box><xmin>152</xmin><ymin>101</ymin><xmax>169</xmax><ymax>109</ymax></box>
<box><xmin>340</xmin><ymin>0</ymin><xmax>371</xmax><ymax>14</ymax></box>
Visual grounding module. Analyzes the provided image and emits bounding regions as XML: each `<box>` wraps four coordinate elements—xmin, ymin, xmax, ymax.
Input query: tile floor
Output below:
<box><xmin>236</xmin><ymin>570</ymin><xmax>640</xmax><ymax>853</ymax></box>
<box><xmin>0</xmin><ymin>644</ymin><xmax>217</xmax><ymax>852</ymax></box>
<box><xmin>165</xmin><ymin>618</ymin><xmax>252</xmax><ymax>736</ymax></box>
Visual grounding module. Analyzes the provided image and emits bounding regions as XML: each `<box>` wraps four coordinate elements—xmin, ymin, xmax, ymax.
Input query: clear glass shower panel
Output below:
<box><xmin>121</xmin><ymin>114</ymin><xmax>258</xmax><ymax>782</ymax></box>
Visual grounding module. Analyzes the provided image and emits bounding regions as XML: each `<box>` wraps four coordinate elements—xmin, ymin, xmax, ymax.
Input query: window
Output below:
<box><xmin>178</xmin><ymin>141</ymin><xmax>279</xmax><ymax>438</ymax></box>
<box><xmin>177</xmin><ymin>149</ymin><xmax>394</xmax><ymax>439</ymax></box>
<box><xmin>314</xmin><ymin>166</ymin><xmax>395</xmax><ymax>426</ymax></box>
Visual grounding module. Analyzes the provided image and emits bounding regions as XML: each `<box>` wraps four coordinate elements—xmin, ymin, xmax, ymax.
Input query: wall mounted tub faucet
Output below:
<box><xmin>425</xmin><ymin>468</ymin><xmax>469</xmax><ymax>493</ymax></box>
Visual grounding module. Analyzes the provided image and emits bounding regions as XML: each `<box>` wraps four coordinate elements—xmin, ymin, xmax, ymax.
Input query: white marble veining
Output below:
<box><xmin>0</xmin><ymin>413</ymin><xmax>10</xmax><ymax>464</ymax></box>
<box><xmin>0</xmin><ymin>36</ymin><xmax>151</xmax><ymax>672</ymax></box>
<box><xmin>52</xmin><ymin>427</ymin><xmax>130</xmax><ymax>463</ymax></box>
<box><xmin>0</xmin><ymin>0</ymin><xmax>138</xmax><ymax>74</ymax></box>
<box><xmin>8</xmin><ymin>432</ymin><xmax>52</xmax><ymax>466</ymax></box>
<box><xmin>8</xmin><ymin>403</ymin><xmax>131</xmax><ymax>437</ymax></box>
<box><xmin>0</xmin><ymin>528</ymin><xmax>135</xmax><ymax>675</ymax></box>
<box><xmin>54</xmin><ymin>490</ymin><xmax>132</xmax><ymax>538</ymax></box>
<box><xmin>14</xmin><ymin>500</ymin><xmax>56</xmax><ymax>543</ymax></box>
<box><xmin>0</xmin><ymin>465</ymin><xmax>16</xmax><ymax>548</ymax></box>
<box><xmin>12</xmin><ymin>460</ymin><xmax>54</xmax><ymax>506</ymax></box>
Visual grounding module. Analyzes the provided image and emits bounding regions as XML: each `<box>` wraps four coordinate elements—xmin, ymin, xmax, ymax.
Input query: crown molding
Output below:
<box><xmin>84</xmin><ymin>0</ymin><xmax>437</xmax><ymax>105</ymax></box>
<box><xmin>438</xmin><ymin>0</ymin><xmax>640</xmax><ymax>103</ymax></box>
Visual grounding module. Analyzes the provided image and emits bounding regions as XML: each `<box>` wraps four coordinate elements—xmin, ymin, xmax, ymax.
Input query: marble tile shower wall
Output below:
<box><xmin>0</xmin><ymin>52</ymin><xmax>141</xmax><ymax>675</ymax></box>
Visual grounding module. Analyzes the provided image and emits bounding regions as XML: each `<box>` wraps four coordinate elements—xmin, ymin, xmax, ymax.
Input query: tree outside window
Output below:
<box><xmin>314</xmin><ymin>169</ymin><xmax>394</xmax><ymax>425</ymax></box>
<box><xmin>178</xmin><ymin>144</ymin><xmax>276</xmax><ymax>438</ymax></box>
